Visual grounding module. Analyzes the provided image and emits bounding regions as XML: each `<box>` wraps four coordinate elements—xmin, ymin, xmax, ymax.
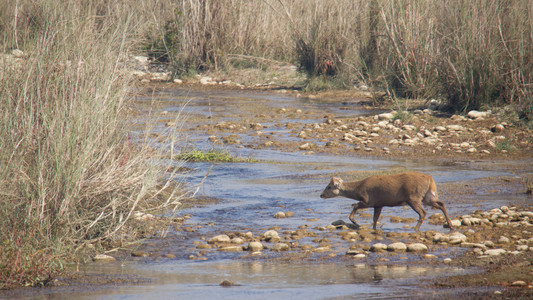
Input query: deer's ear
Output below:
<box><xmin>332</xmin><ymin>177</ymin><xmax>343</xmax><ymax>187</ymax></box>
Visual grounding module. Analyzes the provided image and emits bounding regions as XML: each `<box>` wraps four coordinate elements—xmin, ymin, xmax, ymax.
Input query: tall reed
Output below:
<box><xmin>154</xmin><ymin>0</ymin><xmax>532</xmax><ymax>120</ymax></box>
<box><xmin>0</xmin><ymin>0</ymin><xmax>182</xmax><ymax>288</ymax></box>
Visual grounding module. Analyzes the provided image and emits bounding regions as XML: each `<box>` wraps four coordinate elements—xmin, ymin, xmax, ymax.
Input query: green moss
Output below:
<box><xmin>175</xmin><ymin>149</ymin><xmax>256</xmax><ymax>163</ymax></box>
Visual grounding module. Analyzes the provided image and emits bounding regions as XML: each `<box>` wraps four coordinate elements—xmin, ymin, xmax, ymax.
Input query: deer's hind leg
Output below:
<box><xmin>424</xmin><ymin>189</ymin><xmax>454</xmax><ymax>231</ymax></box>
<box><xmin>408</xmin><ymin>198</ymin><xmax>427</xmax><ymax>232</ymax></box>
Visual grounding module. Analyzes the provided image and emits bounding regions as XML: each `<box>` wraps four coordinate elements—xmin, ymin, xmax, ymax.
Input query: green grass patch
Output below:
<box><xmin>175</xmin><ymin>149</ymin><xmax>256</xmax><ymax>163</ymax></box>
<box><xmin>495</xmin><ymin>139</ymin><xmax>516</xmax><ymax>152</ymax></box>
<box><xmin>392</xmin><ymin>111</ymin><xmax>412</xmax><ymax>122</ymax></box>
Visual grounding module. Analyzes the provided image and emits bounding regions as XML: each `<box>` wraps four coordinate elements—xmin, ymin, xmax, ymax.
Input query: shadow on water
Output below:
<box><xmin>16</xmin><ymin>87</ymin><xmax>529</xmax><ymax>299</ymax></box>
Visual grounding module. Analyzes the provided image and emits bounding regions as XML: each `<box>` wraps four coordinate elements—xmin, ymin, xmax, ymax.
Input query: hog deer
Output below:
<box><xmin>320</xmin><ymin>172</ymin><xmax>453</xmax><ymax>231</ymax></box>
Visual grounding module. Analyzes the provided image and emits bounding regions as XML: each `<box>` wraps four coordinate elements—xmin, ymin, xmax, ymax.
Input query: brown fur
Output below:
<box><xmin>320</xmin><ymin>172</ymin><xmax>453</xmax><ymax>231</ymax></box>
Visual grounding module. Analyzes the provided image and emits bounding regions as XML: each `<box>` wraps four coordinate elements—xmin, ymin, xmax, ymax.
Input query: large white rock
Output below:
<box><xmin>407</xmin><ymin>243</ymin><xmax>428</xmax><ymax>252</ymax></box>
<box><xmin>370</xmin><ymin>243</ymin><xmax>388</xmax><ymax>252</ymax></box>
<box><xmin>387</xmin><ymin>242</ymin><xmax>407</xmax><ymax>252</ymax></box>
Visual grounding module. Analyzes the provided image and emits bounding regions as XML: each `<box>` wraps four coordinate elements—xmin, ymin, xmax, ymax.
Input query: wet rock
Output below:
<box><xmin>93</xmin><ymin>254</ymin><xmax>116</xmax><ymax>261</ymax></box>
<box><xmin>448</xmin><ymin>232</ymin><xmax>468</xmax><ymax>245</ymax></box>
<box><xmin>263</xmin><ymin>230</ymin><xmax>280</xmax><ymax>242</ymax></box>
<box><xmin>299</xmin><ymin>143</ymin><xmax>313</xmax><ymax>150</ymax></box>
<box><xmin>314</xmin><ymin>246</ymin><xmax>331</xmax><ymax>253</ymax></box>
<box><xmin>388</xmin><ymin>242</ymin><xmax>407</xmax><ymax>252</ymax></box>
<box><xmin>272</xmin><ymin>243</ymin><xmax>290</xmax><ymax>251</ymax></box>
<box><xmin>231</xmin><ymin>237</ymin><xmax>245</xmax><ymax>245</ymax></box>
<box><xmin>131</xmin><ymin>251</ymin><xmax>149</xmax><ymax>257</ymax></box>
<box><xmin>370</xmin><ymin>243</ymin><xmax>388</xmax><ymax>252</ymax></box>
<box><xmin>345</xmin><ymin>249</ymin><xmax>364</xmax><ymax>256</ymax></box>
<box><xmin>285</xmin><ymin>211</ymin><xmax>295</xmax><ymax>217</ymax></box>
<box><xmin>407</xmin><ymin>243</ymin><xmax>428</xmax><ymax>252</ymax></box>
<box><xmin>248</xmin><ymin>242</ymin><xmax>264</xmax><ymax>252</ymax></box>
<box><xmin>485</xmin><ymin>249</ymin><xmax>507</xmax><ymax>256</ymax></box>
<box><xmin>208</xmin><ymin>234</ymin><xmax>231</xmax><ymax>244</ymax></box>
<box><xmin>220</xmin><ymin>280</ymin><xmax>236</xmax><ymax>287</ymax></box>
<box><xmin>274</xmin><ymin>211</ymin><xmax>286</xmax><ymax>219</ymax></box>
<box><xmin>443</xmin><ymin>258</ymin><xmax>452</xmax><ymax>263</ymax></box>
<box><xmin>218</xmin><ymin>246</ymin><xmax>243</xmax><ymax>252</ymax></box>
<box><xmin>196</xmin><ymin>244</ymin><xmax>212</xmax><ymax>249</ymax></box>
<box><xmin>424</xmin><ymin>254</ymin><xmax>438</xmax><ymax>259</ymax></box>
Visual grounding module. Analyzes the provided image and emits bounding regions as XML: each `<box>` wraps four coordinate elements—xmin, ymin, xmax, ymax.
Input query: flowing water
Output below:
<box><xmin>12</xmin><ymin>87</ymin><xmax>530</xmax><ymax>299</ymax></box>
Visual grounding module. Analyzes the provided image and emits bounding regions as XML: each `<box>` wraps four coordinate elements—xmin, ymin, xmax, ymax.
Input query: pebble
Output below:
<box><xmin>424</xmin><ymin>254</ymin><xmax>438</xmax><ymax>259</ymax></box>
<box><xmin>511</xmin><ymin>280</ymin><xmax>527</xmax><ymax>287</ymax></box>
<box><xmin>272</xmin><ymin>243</ymin><xmax>290</xmax><ymax>251</ymax></box>
<box><xmin>131</xmin><ymin>251</ymin><xmax>149</xmax><ymax>257</ymax></box>
<box><xmin>93</xmin><ymin>254</ymin><xmax>116</xmax><ymax>261</ymax></box>
<box><xmin>220</xmin><ymin>280</ymin><xmax>236</xmax><ymax>287</ymax></box>
<box><xmin>274</xmin><ymin>211</ymin><xmax>286</xmax><ymax>219</ymax></box>
<box><xmin>498</xmin><ymin>236</ymin><xmax>510</xmax><ymax>244</ymax></box>
<box><xmin>248</xmin><ymin>242</ymin><xmax>264</xmax><ymax>252</ymax></box>
<box><xmin>218</xmin><ymin>246</ymin><xmax>243</xmax><ymax>252</ymax></box>
<box><xmin>208</xmin><ymin>234</ymin><xmax>231</xmax><ymax>244</ymax></box>
<box><xmin>485</xmin><ymin>248</ymin><xmax>507</xmax><ymax>256</ymax></box>
<box><xmin>378</xmin><ymin>112</ymin><xmax>394</xmax><ymax>121</ymax></box>
<box><xmin>231</xmin><ymin>237</ymin><xmax>245</xmax><ymax>245</ymax></box>
<box><xmin>263</xmin><ymin>230</ymin><xmax>280</xmax><ymax>242</ymax></box>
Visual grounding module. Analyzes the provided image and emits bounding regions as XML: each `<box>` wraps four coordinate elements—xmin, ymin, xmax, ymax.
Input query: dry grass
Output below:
<box><xmin>151</xmin><ymin>0</ymin><xmax>532</xmax><ymax>120</ymax></box>
<box><xmin>0</xmin><ymin>0</ymin><xmax>184</xmax><ymax>288</ymax></box>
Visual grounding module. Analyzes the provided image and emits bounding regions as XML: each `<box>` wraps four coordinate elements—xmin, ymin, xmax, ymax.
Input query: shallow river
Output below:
<box><xmin>20</xmin><ymin>87</ymin><xmax>530</xmax><ymax>299</ymax></box>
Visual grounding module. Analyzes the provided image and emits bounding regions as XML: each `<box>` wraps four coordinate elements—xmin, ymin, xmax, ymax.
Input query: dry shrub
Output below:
<box><xmin>0</xmin><ymin>0</ymin><xmax>183</xmax><ymax>288</ymax></box>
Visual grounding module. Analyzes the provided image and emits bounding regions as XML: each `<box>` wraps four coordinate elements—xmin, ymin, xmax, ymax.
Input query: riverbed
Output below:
<box><xmin>8</xmin><ymin>86</ymin><xmax>532</xmax><ymax>299</ymax></box>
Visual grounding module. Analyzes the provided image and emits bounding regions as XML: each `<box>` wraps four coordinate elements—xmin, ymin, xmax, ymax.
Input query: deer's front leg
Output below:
<box><xmin>348</xmin><ymin>203</ymin><xmax>363</xmax><ymax>229</ymax></box>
